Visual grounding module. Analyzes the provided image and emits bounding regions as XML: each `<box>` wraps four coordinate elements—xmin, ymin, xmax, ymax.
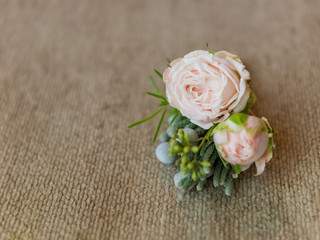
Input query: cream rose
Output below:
<box><xmin>163</xmin><ymin>50</ymin><xmax>252</xmax><ymax>129</ymax></box>
<box><xmin>213</xmin><ymin>113</ymin><xmax>274</xmax><ymax>175</ymax></box>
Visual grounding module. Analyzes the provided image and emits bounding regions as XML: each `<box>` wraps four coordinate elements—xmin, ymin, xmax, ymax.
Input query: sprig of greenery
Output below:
<box><xmin>149</xmin><ymin>76</ymin><xmax>162</xmax><ymax>95</ymax></box>
<box><xmin>128</xmin><ymin>69</ymin><xmax>171</xmax><ymax>142</ymax></box>
<box><xmin>169</xmin><ymin>108</ymin><xmax>180</xmax><ymax>125</ymax></box>
<box><xmin>154</xmin><ymin>69</ymin><xmax>163</xmax><ymax>80</ymax></box>
<box><xmin>206</xmin><ymin>43</ymin><xmax>215</xmax><ymax>55</ymax></box>
<box><xmin>169</xmin><ymin>129</ymin><xmax>211</xmax><ymax>182</ymax></box>
<box><xmin>153</xmin><ymin>108</ymin><xmax>166</xmax><ymax>142</ymax></box>
<box><xmin>166</xmin><ymin>58</ymin><xmax>171</xmax><ymax>67</ymax></box>
<box><xmin>128</xmin><ymin>109</ymin><xmax>162</xmax><ymax>128</ymax></box>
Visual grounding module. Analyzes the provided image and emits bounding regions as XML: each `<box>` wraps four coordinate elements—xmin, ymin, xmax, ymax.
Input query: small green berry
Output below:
<box><xmin>181</xmin><ymin>155</ymin><xmax>187</xmax><ymax>164</ymax></box>
<box><xmin>192</xmin><ymin>171</ymin><xmax>197</xmax><ymax>181</ymax></box>
<box><xmin>184</xmin><ymin>133</ymin><xmax>190</xmax><ymax>143</ymax></box>
<box><xmin>180</xmin><ymin>162</ymin><xmax>186</xmax><ymax>169</ymax></box>
<box><xmin>174</xmin><ymin>145</ymin><xmax>182</xmax><ymax>153</ymax></box>
<box><xmin>201</xmin><ymin>161</ymin><xmax>211</xmax><ymax>167</ymax></box>
<box><xmin>169</xmin><ymin>139</ymin><xmax>176</xmax><ymax>146</ymax></box>
<box><xmin>187</xmin><ymin>162</ymin><xmax>195</xmax><ymax>169</ymax></box>
<box><xmin>183</xmin><ymin>146</ymin><xmax>191</xmax><ymax>153</ymax></box>
<box><xmin>182</xmin><ymin>169</ymin><xmax>190</xmax><ymax>175</ymax></box>
<box><xmin>178</xmin><ymin>135</ymin><xmax>184</xmax><ymax>143</ymax></box>
<box><xmin>191</xmin><ymin>146</ymin><xmax>199</xmax><ymax>153</ymax></box>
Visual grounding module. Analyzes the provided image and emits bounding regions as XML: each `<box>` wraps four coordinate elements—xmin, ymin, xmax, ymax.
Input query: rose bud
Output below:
<box><xmin>213</xmin><ymin>113</ymin><xmax>275</xmax><ymax>175</ymax></box>
<box><xmin>163</xmin><ymin>50</ymin><xmax>255</xmax><ymax>129</ymax></box>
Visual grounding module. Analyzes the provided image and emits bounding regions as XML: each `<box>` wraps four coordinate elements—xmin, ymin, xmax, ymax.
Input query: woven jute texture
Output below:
<box><xmin>0</xmin><ymin>0</ymin><xmax>319</xmax><ymax>239</ymax></box>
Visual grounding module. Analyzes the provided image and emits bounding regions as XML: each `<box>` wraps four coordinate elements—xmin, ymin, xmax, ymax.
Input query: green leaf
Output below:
<box><xmin>224</xmin><ymin>170</ymin><xmax>233</xmax><ymax>196</ymax></box>
<box><xmin>196</xmin><ymin>179</ymin><xmax>206</xmax><ymax>191</ymax></box>
<box><xmin>153</xmin><ymin>108</ymin><xmax>167</xmax><ymax>142</ymax></box>
<box><xmin>158</xmin><ymin>101</ymin><xmax>169</xmax><ymax>107</ymax></box>
<box><xmin>203</xmin><ymin>144</ymin><xmax>215</xmax><ymax>162</ymax></box>
<box><xmin>154</xmin><ymin>69</ymin><xmax>163</xmax><ymax>79</ymax></box>
<box><xmin>200</xmin><ymin>141</ymin><xmax>211</xmax><ymax>157</ymax></box>
<box><xmin>213</xmin><ymin>160</ymin><xmax>223</xmax><ymax>187</ymax></box>
<box><xmin>178</xmin><ymin>174</ymin><xmax>192</xmax><ymax>190</ymax></box>
<box><xmin>146</xmin><ymin>92</ymin><xmax>167</xmax><ymax>103</ymax></box>
<box><xmin>175</xmin><ymin>118</ymin><xmax>190</xmax><ymax>128</ymax></box>
<box><xmin>219</xmin><ymin>167</ymin><xmax>229</xmax><ymax>186</ymax></box>
<box><xmin>128</xmin><ymin>109</ymin><xmax>162</xmax><ymax>128</ymax></box>
<box><xmin>206</xmin><ymin>123</ymin><xmax>217</xmax><ymax>138</ymax></box>
<box><xmin>166</xmin><ymin>58</ymin><xmax>172</xmax><ymax>68</ymax></box>
<box><xmin>169</xmin><ymin>108</ymin><xmax>179</xmax><ymax>116</ymax></box>
<box><xmin>149</xmin><ymin>76</ymin><xmax>161</xmax><ymax>95</ymax></box>
<box><xmin>221</xmin><ymin>158</ymin><xmax>230</xmax><ymax>169</ymax></box>
<box><xmin>231</xmin><ymin>164</ymin><xmax>242</xmax><ymax>174</ymax></box>
<box><xmin>206</xmin><ymin>42</ymin><xmax>215</xmax><ymax>55</ymax></box>
<box><xmin>228</xmin><ymin>113</ymin><xmax>249</xmax><ymax>127</ymax></box>
<box><xmin>170</xmin><ymin>110</ymin><xmax>180</xmax><ymax>125</ymax></box>
<box><xmin>209</xmin><ymin>150</ymin><xmax>218</xmax><ymax>164</ymax></box>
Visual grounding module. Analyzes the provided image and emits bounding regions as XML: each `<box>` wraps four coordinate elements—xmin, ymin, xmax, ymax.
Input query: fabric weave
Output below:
<box><xmin>0</xmin><ymin>0</ymin><xmax>319</xmax><ymax>239</ymax></box>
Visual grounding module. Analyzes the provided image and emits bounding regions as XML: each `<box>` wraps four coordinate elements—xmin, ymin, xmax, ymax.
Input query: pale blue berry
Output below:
<box><xmin>156</xmin><ymin>142</ymin><xmax>175</xmax><ymax>164</ymax></box>
<box><xmin>166</xmin><ymin>125</ymin><xmax>178</xmax><ymax>138</ymax></box>
<box><xmin>174</xmin><ymin>171</ymin><xmax>191</xmax><ymax>189</ymax></box>
<box><xmin>182</xmin><ymin>128</ymin><xmax>198</xmax><ymax>141</ymax></box>
<box><xmin>167</xmin><ymin>114</ymin><xmax>181</xmax><ymax>125</ymax></box>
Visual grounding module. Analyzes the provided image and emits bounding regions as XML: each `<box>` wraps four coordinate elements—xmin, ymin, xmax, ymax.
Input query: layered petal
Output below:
<box><xmin>163</xmin><ymin>50</ymin><xmax>252</xmax><ymax>129</ymax></box>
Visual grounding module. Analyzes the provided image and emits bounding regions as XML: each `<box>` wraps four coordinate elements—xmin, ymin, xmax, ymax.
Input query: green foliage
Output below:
<box><xmin>153</xmin><ymin>108</ymin><xmax>166</xmax><ymax>142</ymax></box>
<box><xmin>195</xmin><ymin>127</ymin><xmax>207</xmax><ymax>137</ymax></box>
<box><xmin>169</xmin><ymin>108</ymin><xmax>180</xmax><ymax>125</ymax></box>
<box><xmin>128</xmin><ymin>109</ymin><xmax>162</xmax><ymax>128</ymax></box>
<box><xmin>149</xmin><ymin>76</ymin><xmax>161</xmax><ymax>95</ymax></box>
<box><xmin>200</xmin><ymin>141</ymin><xmax>212</xmax><ymax>157</ymax></box>
<box><xmin>209</xmin><ymin>150</ymin><xmax>218</xmax><ymax>164</ymax></box>
<box><xmin>169</xmin><ymin>129</ymin><xmax>211</xmax><ymax>182</ymax></box>
<box><xmin>146</xmin><ymin>92</ymin><xmax>168</xmax><ymax>104</ymax></box>
<box><xmin>184</xmin><ymin>122</ymin><xmax>197</xmax><ymax>129</ymax></box>
<box><xmin>206</xmin><ymin>43</ymin><xmax>215</xmax><ymax>55</ymax></box>
<box><xmin>219</xmin><ymin>167</ymin><xmax>229</xmax><ymax>186</ymax></box>
<box><xmin>213</xmin><ymin>160</ymin><xmax>223</xmax><ymax>187</ymax></box>
<box><xmin>175</xmin><ymin>119</ymin><xmax>191</xmax><ymax>128</ymax></box>
<box><xmin>228</xmin><ymin>113</ymin><xmax>249</xmax><ymax>127</ymax></box>
<box><xmin>203</xmin><ymin>144</ymin><xmax>215</xmax><ymax>162</ymax></box>
<box><xmin>224</xmin><ymin>170</ymin><xmax>234</xmax><ymax>196</ymax></box>
<box><xmin>154</xmin><ymin>69</ymin><xmax>163</xmax><ymax>79</ymax></box>
<box><xmin>165</xmin><ymin>111</ymin><xmax>235</xmax><ymax>195</ymax></box>
<box><xmin>232</xmin><ymin>164</ymin><xmax>242</xmax><ymax>174</ymax></box>
<box><xmin>129</xmin><ymin>70</ymin><xmax>170</xmax><ymax>142</ymax></box>
<box><xmin>196</xmin><ymin>179</ymin><xmax>206</xmax><ymax>191</ymax></box>
<box><xmin>166</xmin><ymin>58</ymin><xmax>172</xmax><ymax>67</ymax></box>
<box><xmin>178</xmin><ymin>174</ymin><xmax>193</xmax><ymax>190</ymax></box>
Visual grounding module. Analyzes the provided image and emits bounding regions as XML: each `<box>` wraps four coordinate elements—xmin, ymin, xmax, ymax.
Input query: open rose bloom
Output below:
<box><xmin>163</xmin><ymin>50</ymin><xmax>254</xmax><ymax>129</ymax></box>
<box><xmin>213</xmin><ymin>113</ymin><xmax>275</xmax><ymax>175</ymax></box>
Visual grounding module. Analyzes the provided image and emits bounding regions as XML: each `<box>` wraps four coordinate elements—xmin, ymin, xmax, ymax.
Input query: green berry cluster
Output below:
<box><xmin>169</xmin><ymin>129</ymin><xmax>211</xmax><ymax>181</ymax></box>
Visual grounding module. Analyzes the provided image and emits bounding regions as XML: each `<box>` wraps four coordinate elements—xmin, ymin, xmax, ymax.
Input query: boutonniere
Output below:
<box><xmin>129</xmin><ymin>49</ymin><xmax>276</xmax><ymax>197</ymax></box>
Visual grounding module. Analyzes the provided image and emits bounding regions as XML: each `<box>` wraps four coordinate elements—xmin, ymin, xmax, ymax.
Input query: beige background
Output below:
<box><xmin>0</xmin><ymin>0</ymin><xmax>319</xmax><ymax>239</ymax></box>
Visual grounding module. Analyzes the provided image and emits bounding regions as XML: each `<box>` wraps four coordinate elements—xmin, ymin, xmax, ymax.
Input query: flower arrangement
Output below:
<box><xmin>129</xmin><ymin>48</ymin><xmax>276</xmax><ymax>196</ymax></box>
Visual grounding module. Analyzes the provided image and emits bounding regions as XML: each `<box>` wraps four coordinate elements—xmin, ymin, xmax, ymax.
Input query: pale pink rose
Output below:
<box><xmin>163</xmin><ymin>50</ymin><xmax>251</xmax><ymax>129</ymax></box>
<box><xmin>213</xmin><ymin>113</ymin><xmax>274</xmax><ymax>175</ymax></box>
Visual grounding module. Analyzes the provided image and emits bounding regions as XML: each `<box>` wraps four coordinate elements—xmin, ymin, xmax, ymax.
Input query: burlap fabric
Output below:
<box><xmin>0</xmin><ymin>0</ymin><xmax>319</xmax><ymax>239</ymax></box>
